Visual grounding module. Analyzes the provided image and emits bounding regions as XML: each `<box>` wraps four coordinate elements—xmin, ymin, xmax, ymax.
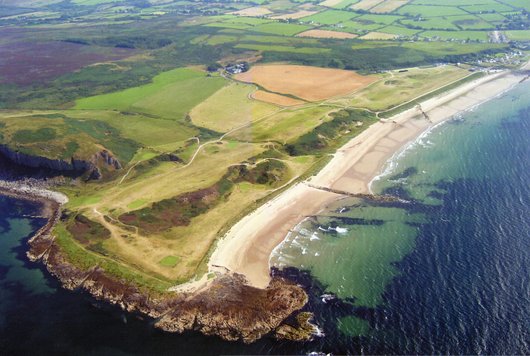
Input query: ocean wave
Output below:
<box><xmin>318</xmin><ymin>225</ymin><xmax>348</xmax><ymax>234</ymax></box>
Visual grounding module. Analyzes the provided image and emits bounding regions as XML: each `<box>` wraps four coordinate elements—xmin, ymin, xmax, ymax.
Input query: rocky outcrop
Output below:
<box><xmin>0</xmin><ymin>145</ymin><xmax>122</xmax><ymax>180</ymax></box>
<box><xmin>21</xmin><ymin>192</ymin><xmax>309</xmax><ymax>344</ymax></box>
<box><xmin>155</xmin><ymin>275</ymin><xmax>307</xmax><ymax>343</ymax></box>
<box><xmin>275</xmin><ymin>312</ymin><xmax>320</xmax><ymax>342</ymax></box>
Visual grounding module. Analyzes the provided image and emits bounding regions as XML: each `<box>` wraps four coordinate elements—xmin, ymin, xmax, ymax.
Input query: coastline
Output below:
<box><xmin>0</xmin><ymin>181</ymin><xmax>311</xmax><ymax>343</ymax></box>
<box><xmin>209</xmin><ymin>66</ymin><xmax>529</xmax><ymax>289</ymax></box>
<box><xmin>0</xmin><ymin>63</ymin><xmax>527</xmax><ymax>344</ymax></box>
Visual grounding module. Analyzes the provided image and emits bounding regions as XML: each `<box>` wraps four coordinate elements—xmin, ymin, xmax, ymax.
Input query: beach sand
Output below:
<box><xmin>209</xmin><ymin>69</ymin><xmax>528</xmax><ymax>289</ymax></box>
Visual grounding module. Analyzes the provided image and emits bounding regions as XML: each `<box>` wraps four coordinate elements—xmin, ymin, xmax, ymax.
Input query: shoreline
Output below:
<box><xmin>0</xmin><ymin>63</ymin><xmax>527</xmax><ymax>344</ymax></box>
<box><xmin>0</xmin><ymin>180</ymin><xmax>312</xmax><ymax>343</ymax></box>
<box><xmin>209</xmin><ymin>66</ymin><xmax>529</xmax><ymax>289</ymax></box>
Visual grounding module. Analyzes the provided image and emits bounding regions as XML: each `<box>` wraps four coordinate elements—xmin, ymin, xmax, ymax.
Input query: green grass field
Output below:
<box><xmin>230</xmin><ymin>106</ymin><xmax>336</xmax><ymax>143</ymax></box>
<box><xmin>190</xmin><ymin>82</ymin><xmax>279</xmax><ymax>132</ymax></box>
<box><xmin>326</xmin><ymin>0</ymin><xmax>360</xmax><ymax>9</ymax></box>
<box><xmin>402</xmin><ymin>42</ymin><xmax>503</xmax><ymax>56</ymax></box>
<box><xmin>343</xmin><ymin>65</ymin><xmax>470</xmax><ymax>111</ymax></box>
<box><xmin>451</xmin><ymin>15</ymin><xmax>494</xmax><ymax>30</ymax></box>
<box><xmin>357</xmin><ymin>13</ymin><xmax>404</xmax><ymax>25</ymax></box>
<box><xmin>300</xmin><ymin>10</ymin><xmax>358</xmax><ymax>25</ymax></box>
<box><xmin>411</xmin><ymin>0</ymin><xmax>495</xmax><ymax>5</ymax></box>
<box><xmin>397</xmin><ymin>4</ymin><xmax>469</xmax><ymax>17</ymax></box>
<box><xmin>461</xmin><ymin>3</ymin><xmax>515</xmax><ymax>13</ymax></box>
<box><xmin>250</xmin><ymin>22</ymin><xmax>312</xmax><ymax>36</ymax></box>
<box><xmin>338</xmin><ymin>20</ymin><xmax>386</xmax><ymax>33</ymax></box>
<box><xmin>505</xmin><ymin>30</ymin><xmax>530</xmax><ymax>41</ymax></box>
<box><xmin>378</xmin><ymin>25</ymin><xmax>421</xmax><ymax>37</ymax></box>
<box><xmin>65</xmin><ymin>110</ymin><xmax>198</xmax><ymax>151</ymax></box>
<box><xmin>477</xmin><ymin>13</ymin><xmax>506</xmax><ymax>23</ymax></box>
<box><xmin>75</xmin><ymin>68</ymin><xmax>227</xmax><ymax>120</ymax></box>
<box><xmin>235</xmin><ymin>43</ymin><xmax>331</xmax><ymax>54</ymax></box>
<box><xmin>401</xmin><ymin>17</ymin><xmax>459</xmax><ymax>30</ymax></box>
<box><xmin>502</xmin><ymin>0</ymin><xmax>530</xmax><ymax>11</ymax></box>
<box><xmin>419</xmin><ymin>30</ymin><xmax>490</xmax><ymax>41</ymax></box>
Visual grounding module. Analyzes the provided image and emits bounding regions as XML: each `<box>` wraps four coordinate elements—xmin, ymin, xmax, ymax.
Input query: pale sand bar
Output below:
<box><xmin>209</xmin><ymin>68</ymin><xmax>528</xmax><ymax>289</ymax></box>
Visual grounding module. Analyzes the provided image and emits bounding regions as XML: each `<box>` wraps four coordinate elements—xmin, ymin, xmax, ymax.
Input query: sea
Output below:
<box><xmin>0</xmin><ymin>80</ymin><xmax>528</xmax><ymax>355</ymax></box>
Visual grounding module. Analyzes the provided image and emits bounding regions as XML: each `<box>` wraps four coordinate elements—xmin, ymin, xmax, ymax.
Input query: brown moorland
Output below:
<box><xmin>235</xmin><ymin>64</ymin><xmax>377</xmax><ymax>102</ymax></box>
<box><xmin>0</xmin><ymin>38</ymin><xmax>135</xmax><ymax>85</ymax></box>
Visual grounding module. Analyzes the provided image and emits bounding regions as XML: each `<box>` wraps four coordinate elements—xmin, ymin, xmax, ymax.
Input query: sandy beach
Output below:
<box><xmin>209</xmin><ymin>67</ymin><xmax>529</xmax><ymax>289</ymax></box>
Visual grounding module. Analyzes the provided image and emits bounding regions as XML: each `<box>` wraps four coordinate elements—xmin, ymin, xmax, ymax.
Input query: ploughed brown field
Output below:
<box><xmin>296</xmin><ymin>29</ymin><xmax>358</xmax><ymax>39</ymax></box>
<box><xmin>235</xmin><ymin>65</ymin><xmax>377</xmax><ymax>102</ymax></box>
<box><xmin>251</xmin><ymin>90</ymin><xmax>305</xmax><ymax>106</ymax></box>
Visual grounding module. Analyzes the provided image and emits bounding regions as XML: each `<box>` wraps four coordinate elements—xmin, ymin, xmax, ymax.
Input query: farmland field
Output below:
<box><xmin>297</xmin><ymin>29</ymin><xmax>358</xmax><ymax>39</ymax></box>
<box><xmin>402</xmin><ymin>42</ymin><xmax>503</xmax><ymax>56</ymax></box>
<box><xmin>340</xmin><ymin>65</ymin><xmax>471</xmax><ymax>111</ymax></box>
<box><xmin>378</xmin><ymin>25</ymin><xmax>421</xmax><ymax>36</ymax></box>
<box><xmin>271</xmin><ymin>10</ymin><xmax>320</xmax><ymax>20</ymax></box>
<box><xmin>75</xmin><ymin>68</ymin><xmax>227</xmax><ymax>120</ymax></box>
<box><xmin>357</xmin><ymin>13</ymin><xmax>404</xmax><ymax>24</ymax></box>
<box><xmin>235</xmin><ymin>64</ymin><xmax>377</xmax><ymax>101</ymax></box>
<box><xmin>300</xmin><ymin>9</ymin><xmax>358</xmax><ymax>25</ymax></box>
<box><xmin>234</xmin><ymin>43</ymin><xmax>330</xmax><ymax>54</ymax></box>
<box><xmin>250</xmin><ymin>22</ymin><xmax>312</xmax><ymax>36</ymax></box>
<box><xmin>339</xmin><ymin>19</ymin><xmax>386</xmax><ymax>32</ymax></box>
<box><xmin>229</xmin><ymin>105</ymin><xmax>337</xmax><ymax>142</ymax></box>
<box><xmin>230</xmin><ymin>6</ymin><xmax>272</xmax><ymax>16</ymax></box>
<box><xmin>370</xmin><ymin>0</ymin><xmax>410</xmax><ymax>13</ymax></box>
<box><xmin>360</xmin><ymin>31</ymin><xmax>398</xmax><ymax>40</ymax></box>
<box><xmin>451</xmin><ymin>15</ymin><xmax>493</xmax><ymax>30</ymax></box>
<box><xmin>320</xmin><ymin>0</ymin><xmax>360</xmax><ymax>8</ymax></box>
<box><xmin>505</xmin><ymin>30</ymin><xmax>530</xmax><ymax>41</ymax></box>
<box><xmin>420</xmin><ymin>30</ymin><xmax>490</xmax><ymax>41</ymax></box>
<box><xmin>251</xmin><ymin>90</ymin><xmax>306</xmax><ymax>106</ymax></box>
<box><xmin>190</xmin><ymin>83</ymin><xmax>279</xmax><ymax>132</ymax></box>
<box><xmin>401</xmin><ymin>17</ymin><xmax>459</xmax><ymax>30</ymax></box>
<box><xmin>351</xmin><ymin>0</ymin><xmax>386</xmax><ymax>11</ymax></box>
<box><xmin>397</xmin><ymin>4</ymin><xmax>469</xmax><ymax>17</ymax></box>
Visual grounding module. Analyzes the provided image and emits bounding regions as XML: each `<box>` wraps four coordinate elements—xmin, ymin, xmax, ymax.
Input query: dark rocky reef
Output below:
<box><xmin>23</xmin><ymin>196</ymin><xmax>309</xmax><ymax>344</ymax></box>
<box><xmin>0</xmin><ymin>144</ymin><xmax>121</xmax><ymax>180</ymax></box>
<box><xmin>275</xmin><ymin>311</ymin><xmax>319</xmax><ymax>341</ymax></box>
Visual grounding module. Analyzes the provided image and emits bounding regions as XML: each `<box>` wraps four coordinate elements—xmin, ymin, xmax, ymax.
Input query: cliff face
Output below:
<box><xmin>0</xmin><ymin>144</ymin><xmax>121</xmax><ymax>179</ymax></box>
<box><xmin>26</xmin><ymin>203</ymin><xmax>309</xmax><ymax>343</ymax></box>
<box><xmin>155</xmin><ymin>275</ymin><xmax>308</xmax><ymax>342</ymax></box>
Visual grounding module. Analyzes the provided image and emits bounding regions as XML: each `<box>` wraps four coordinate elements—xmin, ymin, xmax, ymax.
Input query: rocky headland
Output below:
<box><xmin>0</xmin><ymin>145</ymin><xmax>122</xmax><ymax>180</ymax></box>
<box><xmin>2</xmin><ymin>180</ymin><xmax>312</xmax><ymax>344</ymax></box>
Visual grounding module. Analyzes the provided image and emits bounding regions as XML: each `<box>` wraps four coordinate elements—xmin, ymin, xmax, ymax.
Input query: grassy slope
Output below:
<box><xmin>0</xmin><ymin>112</ymin><xmax>138</xmax><ymax>163</ymax></box>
